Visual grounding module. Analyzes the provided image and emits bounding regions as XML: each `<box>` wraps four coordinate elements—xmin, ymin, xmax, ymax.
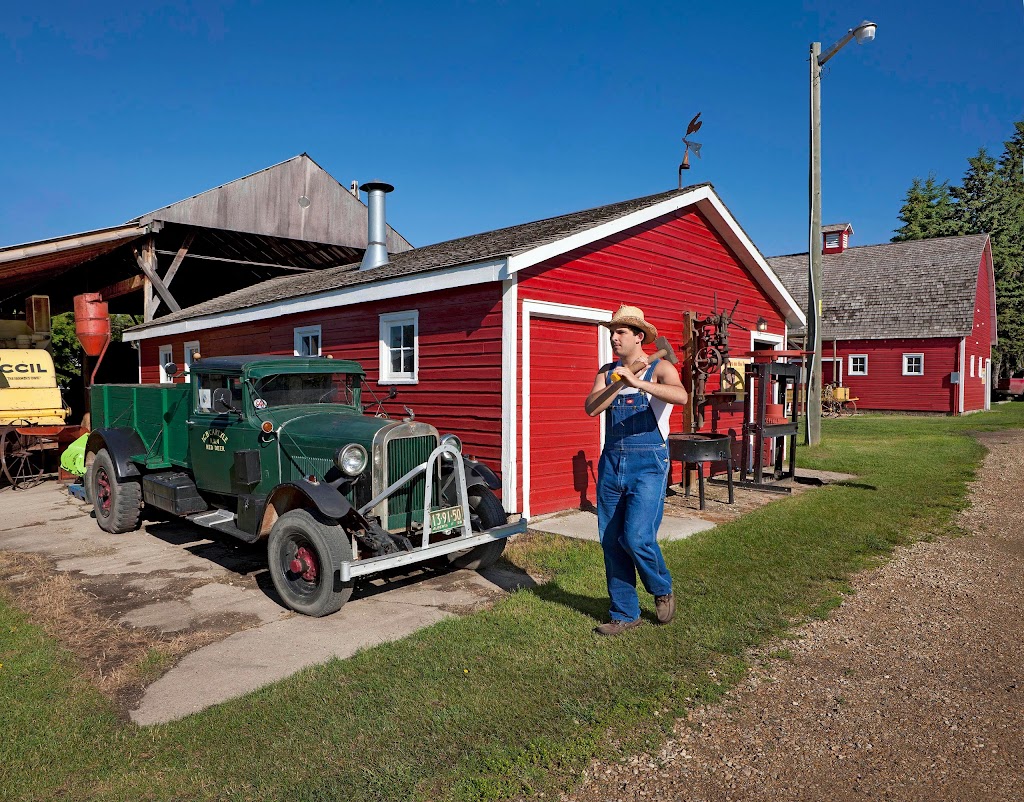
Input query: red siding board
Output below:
<box><xmin>832</xmin><ymin>338</ymin><xmax>959</xmax><ymax>413</ymax></box>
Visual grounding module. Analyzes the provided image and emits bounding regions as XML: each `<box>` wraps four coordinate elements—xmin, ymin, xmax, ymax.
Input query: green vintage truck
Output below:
<box><xmin>84</xmin><ymin>354</ymin><xmax>525</xmax><ymax>616</ymax></box>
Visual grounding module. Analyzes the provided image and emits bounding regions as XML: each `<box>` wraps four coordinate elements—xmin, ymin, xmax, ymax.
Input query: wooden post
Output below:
<box><xmin>135</xmin><ymin>235</ymin><xmax>181</xmax><ymax>321</ymax></box>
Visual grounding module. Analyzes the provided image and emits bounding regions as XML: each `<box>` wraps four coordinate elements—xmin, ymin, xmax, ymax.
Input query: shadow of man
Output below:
<box><xmin>572</xmin><ymin>449</ymin><xmax>597</xmax><ymax>513</ymax></box>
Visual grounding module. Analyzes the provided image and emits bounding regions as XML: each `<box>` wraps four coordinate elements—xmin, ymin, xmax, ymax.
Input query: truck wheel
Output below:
<box><xmin>88</xmin><ymin>448</ymin><xmax>142</xmax><ymax>534</ymax></box>
<box><xmin>447</xmin><ymin>488</ymin><xmax>508</xmax><ymax>570</ymax></box>
<box><xmin>268</xmin><ymin>509</ymin><xmax>353</xmax><ymax>617</ymax></box>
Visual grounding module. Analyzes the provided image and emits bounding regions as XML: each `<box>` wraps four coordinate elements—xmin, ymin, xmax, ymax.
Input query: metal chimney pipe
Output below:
<box><xmin>359</xmin><ymin>180</ymin><xmax>394</xmax><ymax>270</ymax></box>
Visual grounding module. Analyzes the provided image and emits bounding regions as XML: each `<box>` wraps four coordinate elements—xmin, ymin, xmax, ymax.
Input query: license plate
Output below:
<box><xmin>429</xmin><ymin>505</ymin><xmax>464</xmax><ymax>531</ymax></box>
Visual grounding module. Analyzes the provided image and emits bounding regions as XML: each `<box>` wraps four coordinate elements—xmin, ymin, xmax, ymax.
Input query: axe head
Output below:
<box><xmin>654</xmin><ymin>336</ymin><xmax>679</xmax><ymax>365</ymax></box>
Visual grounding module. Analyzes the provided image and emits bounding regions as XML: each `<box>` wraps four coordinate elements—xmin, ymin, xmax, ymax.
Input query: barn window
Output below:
<box><xmin>848</xmin><ymin>354</ymin><xmax>868</xmax><ymax>376</ymax></box>
<box><xmin>293</xmin><ymin>325</ymin><xmax>322</xmax><ymax>357</ymax></box>
<box><xmin>379</xmin><ymin>310</ymin><xmax>419</xmax><ymax>384</ymax></box>
<box><xmin>184</xmin><ymin>341</ymin><xmax>200</xmax><ymax>383</ymax></box>
<box><xmin>903</xmin><ymin>353</ymin><xmax>924</xmax><ymax>376</ymax></box>
<box><xmin>159</xmin><ymin>345</ymin><xmax>174</xmax><ymax>383</ymax></box>
<box><xmin>825</xmin><ymin>232</ymin><xmax>841</xmax><ymax>249</ymax></box>
<box><xmin>969</xmin><ymin>355</ymin><xmax>975</xmax><ymax>378</ymax></box>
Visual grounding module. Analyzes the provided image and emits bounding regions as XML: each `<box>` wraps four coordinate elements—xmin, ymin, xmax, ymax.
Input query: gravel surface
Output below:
<box><xmin>565</xmin><ymin>430</ymin><xmax>1023</xmax><ymax>802</ymax></box>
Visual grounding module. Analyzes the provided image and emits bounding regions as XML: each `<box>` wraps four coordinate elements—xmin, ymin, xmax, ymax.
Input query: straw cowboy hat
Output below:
<box><xmin>600</xmin><ymin>305</ymin><xmax>658</xmax><ymax>344</ymax></box>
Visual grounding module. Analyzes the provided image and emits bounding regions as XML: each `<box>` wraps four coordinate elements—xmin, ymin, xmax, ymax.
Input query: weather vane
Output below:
<box><xmin>678</xmin><ymin>112</ymin><xmax>703</xmax><ymax>187</ymax></box>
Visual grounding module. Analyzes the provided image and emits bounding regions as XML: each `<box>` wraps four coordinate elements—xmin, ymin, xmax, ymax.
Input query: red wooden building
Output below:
<box><xmin>124</xmin><ymin>184</ymin><xmax>804</xmax><ymax>517</ymax></box>
<box><xmin>769</xmin><ymin>226</ymin><xmax>996</xmax><ymax>414</ymax></box>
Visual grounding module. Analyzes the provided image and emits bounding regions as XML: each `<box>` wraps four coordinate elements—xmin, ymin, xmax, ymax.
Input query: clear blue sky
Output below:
<box><xmin>2</xmin><ymin>1</ymin><xmax>1021</xmax><ymax>259</ymax></box>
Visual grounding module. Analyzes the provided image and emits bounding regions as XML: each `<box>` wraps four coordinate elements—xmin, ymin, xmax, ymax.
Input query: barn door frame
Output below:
<box><xmin>520</xmin><ymin>300</ymin><xmax>613</xmax><ymax>520</ymax></box>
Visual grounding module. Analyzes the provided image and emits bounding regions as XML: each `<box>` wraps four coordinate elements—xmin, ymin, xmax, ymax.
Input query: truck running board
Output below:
<box><xmin>184</xmin><ymin>508</ymin><xmax>261</xmax><ymax>544</ymax></box>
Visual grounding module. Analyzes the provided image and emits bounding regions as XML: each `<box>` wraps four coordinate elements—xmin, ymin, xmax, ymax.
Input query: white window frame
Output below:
<box><xmin>293</xmin><ymin>325</ymin><xmax>322</xmax><ymax>357</ymax></box>
<box><xmin>824</xmin><ymin>232</ymin><xmax>840</xmax><ymax>249</ymax></box>
<box><xmin>379</xmin><ymin>310</ymin><xmax>419</xmax><ymax>385</ymax></box>
<box><xmin>183</xmin><ymin>341</ymin><xmax>201</xmax><ymax>383</ymax></box>
<box><xmin>848</xmin><ymin>354</ymin><xmax>868</xmax><ymax>376</ymax></box>
<box><xmin>903</xmin><ymin>353</ymin><xmax>925</xmax><ymax>376</ymax></box>
<box><xmin>158</xmin><ymin>345</ymin><xmax>174</xmax><ymax>383</ymax></box>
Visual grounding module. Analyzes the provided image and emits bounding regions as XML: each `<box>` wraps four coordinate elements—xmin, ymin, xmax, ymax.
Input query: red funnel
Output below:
<box><xmin>74</xmin><ymin>293</ymin><xmax>111</xmax><ymax>357</ymax></box>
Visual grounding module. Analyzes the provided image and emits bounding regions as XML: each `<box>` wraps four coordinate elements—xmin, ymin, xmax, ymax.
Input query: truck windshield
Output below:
<box><xmin>250</xmin><ymin>372</ymin><xmax>360</xmax><ymax>408</ymax></box>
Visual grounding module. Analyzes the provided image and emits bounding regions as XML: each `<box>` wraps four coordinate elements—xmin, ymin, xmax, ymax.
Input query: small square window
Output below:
<box><xmin>294</xmin><ymin>325</ymin><xmax>322</xmax><ymax>357</ymax></box>
<box><xmin>184</xmin><ymin>341</ymin><xmax>201</xmax><ymax>383</ymax></box>
<box><xmin>825</xmin><ymin>233</ymin><xmax>840</xmax><ymax>249</ymax></box>
<box><xmin>903</xmin><ymin>353</ymin><xmax>924</xmax><ymax>376</ymax></box>
<box><xmin>848</xmin><ymin>354</ymin><xmax>868</xmax><ymax>376</ymax></box>
<box><xmin>379</xmin><ymin>311</ymin><xmax>419</xmax><ymax>384</ymax></box>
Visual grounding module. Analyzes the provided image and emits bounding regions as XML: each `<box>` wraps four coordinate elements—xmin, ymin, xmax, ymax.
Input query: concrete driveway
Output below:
<box><xmin>0</xmin><ymin>482</ymin><xmax>533</xmax><ymax>725</ymax></box>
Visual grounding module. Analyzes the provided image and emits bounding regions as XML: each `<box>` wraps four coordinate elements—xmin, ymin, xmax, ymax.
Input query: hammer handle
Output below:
<box><xmin>611</xmin><ymin>348</ymin><xmax>669</xmax><ymax>382</ymax></box>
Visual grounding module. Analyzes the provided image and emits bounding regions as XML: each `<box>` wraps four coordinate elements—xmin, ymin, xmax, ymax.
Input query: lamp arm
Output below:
<box><xmin>817</xmin><ymin>30</ymin><xmax>854</xmax><ymax>66</ymax></box>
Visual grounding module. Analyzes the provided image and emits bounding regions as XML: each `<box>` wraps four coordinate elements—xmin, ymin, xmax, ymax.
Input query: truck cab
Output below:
<box><xmin>85</xmin><ymin>354</ymin><xmax>524</xmax><ymax>616</ymax></box>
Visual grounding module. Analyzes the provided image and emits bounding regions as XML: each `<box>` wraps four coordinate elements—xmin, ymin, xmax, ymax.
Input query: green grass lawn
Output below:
<box><xmin>3</xmin><ymin>404</ymin><xmax>1022</xmax><ymax>801</ymax></box>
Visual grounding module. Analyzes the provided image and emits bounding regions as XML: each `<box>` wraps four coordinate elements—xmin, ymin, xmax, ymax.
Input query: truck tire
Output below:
<box><xmin>447</xmin><ymin>487</ymin><xmax>508</xmax><ymax>570</ymax></box>
<box><xmin>268</xmin><ymin>509</ymin><xmax>354</xmax><ymax>617</ymax></box>
<box><xmin>88</xmin><ymin>448</ymin><xmax>143</xmax><ymax>534</ymax></box>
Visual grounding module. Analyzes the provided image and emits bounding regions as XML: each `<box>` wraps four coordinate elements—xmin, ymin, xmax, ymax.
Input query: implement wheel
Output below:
<box><xmin>446</xmin><ymin>487</ymin><xmax>508</xmax><ymax>570</ymax></box>
<box><xmin>268</xmin><ymin>509</ymin><xmax>353</xmax><ymax>617</ymax></box>
<box><xmin>87</xmin><ymin>448</ymin><xmax>143</xmax><ymax>533</ymax></box>
<box><xmin>2</xmin><ymin>430</ymin><xmax>46</xmax><ymax>490</ymax></box>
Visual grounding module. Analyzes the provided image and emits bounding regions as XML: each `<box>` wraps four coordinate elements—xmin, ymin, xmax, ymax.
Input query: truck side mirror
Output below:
<box><xmin>212</xmin><ymin>387</ymin><xmax>235</xmax><ymax>413</ymax></box>
<box><xmin>163</xmin><ymin>362</ymin><xmax>178</xmax><ymax>377</ymax></box>
<box><xmin>387</xmin><ymin>387</ymin><xmax>399</xmax><ymax>400</ymax></box>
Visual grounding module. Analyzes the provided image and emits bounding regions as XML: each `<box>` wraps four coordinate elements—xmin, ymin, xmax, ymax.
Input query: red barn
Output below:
<box><xmin>123</xmin><ymin>184</ymin><xmax>804</xmax><ymax>517</ymax></box>
<box><xmin>769</xmin><ymin>226</ymin><xmax>996</xmax><ymax>415</ymax></box>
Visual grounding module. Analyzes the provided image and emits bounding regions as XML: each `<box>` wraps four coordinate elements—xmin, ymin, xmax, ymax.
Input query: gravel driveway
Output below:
<box><xmin>566</xmin><ymin>429</ymin><xmax>1023</xmax><ymax>802</ymax></box>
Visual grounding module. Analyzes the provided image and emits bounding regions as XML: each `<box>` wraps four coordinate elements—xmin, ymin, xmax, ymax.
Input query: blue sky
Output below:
<box><xmin>1</xmin><ymin>1</ymin><xmax>1021</xmax><ymax>259</ymax></box>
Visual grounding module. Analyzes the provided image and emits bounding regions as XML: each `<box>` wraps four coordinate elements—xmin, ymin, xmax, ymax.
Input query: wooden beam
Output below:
<box><xmin>152</xmin><ymin>232</ymin><xmax>194</xmax><ymax>315</ymax></box>
<box><xmin>98</xmin><ymin>274</ymin><xmax>145</xmax><ymax>301</ymax></box>
<box><xmin>133</xmin><ymin>236</ymin><xmax>180</xmax><ymax>318</ymax></box>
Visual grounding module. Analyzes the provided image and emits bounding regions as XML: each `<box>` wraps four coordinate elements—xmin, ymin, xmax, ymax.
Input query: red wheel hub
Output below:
<box><xmin>96</xmin><ymin>469</ymin><xmax>112</xmax><ymax>513</ymax></box>
<box><xmin>289</xmin><ymin>546</ymin><xmax>319</xmax><ymax>582</ymax></box>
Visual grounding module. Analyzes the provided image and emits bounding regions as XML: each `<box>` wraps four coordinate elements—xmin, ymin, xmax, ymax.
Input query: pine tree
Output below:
<box><xmin>992</xmin><ymin>122</ymin><xmax>1024</xmax><ymax>374</ymax></box>
<box><xmin>892</xmin><ymin>174</ymin><xmax>962</xmax><ymax>242</ymax></box>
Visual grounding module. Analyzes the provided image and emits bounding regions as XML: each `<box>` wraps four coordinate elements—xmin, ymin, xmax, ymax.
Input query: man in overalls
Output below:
<box><xmin>585</xmin><ymin>305</ymin><xmax>689</xmax><ymax>635</ymax></box>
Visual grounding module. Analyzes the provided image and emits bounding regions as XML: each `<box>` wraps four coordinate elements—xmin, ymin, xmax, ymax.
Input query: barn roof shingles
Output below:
<box><xmin>767</xmin><ymin>234</ymin><xmax>989</xmax><ymax>341</ymax></box>
<box><xmin>129</xmin><ymin>185</ymin><xmax>711</xmax><ymax>332</ymax></box>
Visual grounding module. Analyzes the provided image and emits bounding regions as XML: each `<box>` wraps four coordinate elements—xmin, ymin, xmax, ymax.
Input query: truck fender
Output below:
<box><xmin>462</xmin><ymin>456</ymin><xmax>501</xmax><ymax>492</ymax></box>
<box><xmin>258</xmin><ymin>480</ymin><xmax>354</xmax><ymax>538</ymax></box>
<box><xmin>85</xmin><ymin>428</ymin><xmax>145</xmax><ymax>480</ymax></box>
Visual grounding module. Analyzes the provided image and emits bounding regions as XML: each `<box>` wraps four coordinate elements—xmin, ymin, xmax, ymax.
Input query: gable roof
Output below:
<box><xmin>768</xmin><ymin>234</ymin><xmax>993</xmax><ymax>341</ymax></box>
<box><xmin>124</xmin><ymin>183</ymin><xmax>805</xmax><ymax>341</ymax></box>
<box><xmin>132</xmin><ymin>153</ymin><xmax>412</xmax><ymax>253</ymax></box>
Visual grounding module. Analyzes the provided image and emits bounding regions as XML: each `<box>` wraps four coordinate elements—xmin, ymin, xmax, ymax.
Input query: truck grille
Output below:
<box><xmin>372</xmin><ymin>422</ymin><xmax>440</xmax><ymax>531</ymax></box>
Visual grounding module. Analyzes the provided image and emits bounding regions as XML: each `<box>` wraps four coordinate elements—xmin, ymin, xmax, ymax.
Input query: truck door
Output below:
<box><xmin>187</xmin><ymin>373</ymin><xmax>258</xmax><ymax>496</ymax></box>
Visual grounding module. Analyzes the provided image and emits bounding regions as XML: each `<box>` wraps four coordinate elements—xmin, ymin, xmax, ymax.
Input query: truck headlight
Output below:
<box><xmin>439</xmin><ymin>434</ymin><xmax>462</xmax><ymax>461</ymax></box>
<box><xmin>335</xmin><ymin>443</ymin><xmax>368</xmax><ymax>476</ymax></box>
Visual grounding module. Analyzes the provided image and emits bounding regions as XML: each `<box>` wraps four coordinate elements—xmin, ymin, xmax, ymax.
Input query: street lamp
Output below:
<box><xmin>806</xmin><ymin>19</ymin><xmax>876</xmax><ymax>447</ymax></box>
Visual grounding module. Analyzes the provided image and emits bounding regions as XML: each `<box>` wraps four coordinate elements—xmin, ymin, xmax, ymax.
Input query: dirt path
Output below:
<box><xmin>566</xmin><ymin>430</ymin><xmax>1024</xmax><ymax>802</ymax></box>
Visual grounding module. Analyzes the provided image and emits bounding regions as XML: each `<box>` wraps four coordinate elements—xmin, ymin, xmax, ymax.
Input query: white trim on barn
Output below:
<box><xmin>520</xmin><ymin>299</ymin><xmax>613</xmax><ymax>520</ymax></box>
<box><xmin>958</xmin><ymin>338</ymin><xmax>966</xmax><ymax>414</ymax></box>
<box><xmin>122</xmin><ymin>258</ymin><xmax>511</xmax><ymax>342</ymax></box>
<box><xmin>500</xmin><ymin>276</ymin><xmax>519</xmax><ymax>513</ymax></box>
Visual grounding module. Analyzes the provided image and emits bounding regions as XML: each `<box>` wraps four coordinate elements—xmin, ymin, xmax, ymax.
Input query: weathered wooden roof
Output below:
<box><xmin>129</xmin><ymin>185</ymin><xmax>713</xmax><ymax>331</ymax></box>
<box><xmin>822</xmin><ymin>222</ymin><xmax>853</xmax><ymax>234</ymax></box>
<box><xmin>133</xmin><ymin>154</ymin><xmax>411</xmax><ymax>252</ymax></box>
<box><xmin>768</xmin><ymin>234</ymin><xmax>991</xmax><ymax>340</ymax></box>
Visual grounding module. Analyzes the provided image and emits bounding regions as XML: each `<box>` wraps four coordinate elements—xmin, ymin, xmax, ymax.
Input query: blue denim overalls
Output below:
<box><xmin>596</xmin><ymin>359</ymin><xmax>673</xmax><ymax>623</ymax></box>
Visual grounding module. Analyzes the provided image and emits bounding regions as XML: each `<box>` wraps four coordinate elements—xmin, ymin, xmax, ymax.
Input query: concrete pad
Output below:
<box><xmin>123</xmin><ymin>582</ymin><xmax>287</xmax><ymax>632</ymax></box>
<box><xmin>529</xmin><ymin>509</ymin><xmax>716</xmax><ymax>542</ymax></box>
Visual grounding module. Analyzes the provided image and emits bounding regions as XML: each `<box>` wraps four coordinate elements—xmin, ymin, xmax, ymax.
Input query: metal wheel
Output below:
<box><xmin>842</xmin><ymin>400</ymin><xmax>857</xmax><ymax>417</ymax></box>
<box><xmin>268</xmin><ymin>509</ymin><xmax>354</xmax><ymax>616</ymax></box>
<box><xmin>1</xmin><ymin>430</ymin><xmax>46</xmax><ymax>490</ymax></box>
<box><xmin>694</xmin><ymin>347</ymin><xmax>722</xmax><ymax>373</ymax></box>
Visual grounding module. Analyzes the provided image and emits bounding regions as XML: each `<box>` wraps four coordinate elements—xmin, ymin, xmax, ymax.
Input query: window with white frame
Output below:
<box><xmin>848</xmin><ymin>354</ymin><xmax>868</xmax><ymax>376</ymax></box>
<box><xmin>294</xmin><ymin>325</ymin><xmax>322</xmax><ymax>357</ymax></box>
<box><xmin>969</xmin><ymin>354</ymin><xmax>975</xmax><ymax>378</ymax></box>
<box><xmin>184</xmin><ymin>341</ymin><xmax>201</xmax><ymax>383</ymax></box>
<box><xmin>158</xmin><ymin>345</ymin><xmax>174</xmax><ymax>383</ymax></box>
<box><xmin>379</xmin><ymin>310</ymin><xmax>419</xmax><ymax>384</ymax></box>
<box><xmin>903</xmin><ymin>353</ymin><xmax>925</xmax><ymax>376</ymax></box>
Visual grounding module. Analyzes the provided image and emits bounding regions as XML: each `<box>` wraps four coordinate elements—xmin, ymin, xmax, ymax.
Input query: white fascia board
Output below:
<box><xmin>506</xmin><ymin>186</ymin><xmax>806</xmax><ymax>329</ymax></box>
<box><xmin>124</xmin><ymin>258</ymin><xmax>509</xmax><ymax>342</ymax></box>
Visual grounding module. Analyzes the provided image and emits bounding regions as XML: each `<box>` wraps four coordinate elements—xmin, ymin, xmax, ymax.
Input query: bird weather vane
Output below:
<box><xmin>678</xmin><ymin>112</ymin><xmax>703</xmax><ymax>187</ymax></box>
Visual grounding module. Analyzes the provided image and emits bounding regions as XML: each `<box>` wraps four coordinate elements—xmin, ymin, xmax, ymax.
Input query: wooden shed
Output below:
<box><xmin>769</xmin><ymin>231</ymin><xmax>996</xmax><ymax>414</ymax></box>
<box><xmin>124</xmin><ymin>184</ymin><xmax>803</xmax><ymax>517</ymax></box>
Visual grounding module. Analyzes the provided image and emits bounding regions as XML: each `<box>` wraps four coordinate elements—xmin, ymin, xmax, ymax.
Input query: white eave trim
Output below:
<box><xmin>0</xmin><ymin>223</ymin><xmax>148</xmax><ymax>264</ymax></box>
<box><xmin>123</xmin><ymin>258</ymin><xmax>510</xmax><ymax>341</ymax></box>
<box><xmin>506</xmin><ymin>185</ymin><xmax>806</xmax><ymax>328</ymax></box>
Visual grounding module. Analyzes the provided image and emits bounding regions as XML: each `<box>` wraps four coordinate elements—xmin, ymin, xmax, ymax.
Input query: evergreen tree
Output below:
<box><xmin>892</xmin><ymin>173</ymin><xmax>962</xmax><ymax>241</ymax></box>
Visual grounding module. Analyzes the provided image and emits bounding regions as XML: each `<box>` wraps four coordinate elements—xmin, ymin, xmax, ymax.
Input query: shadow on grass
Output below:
<box><xmin>528</xmin><ymin>580</ymin><xmax>607</xmax><ymax>622</ymax></box>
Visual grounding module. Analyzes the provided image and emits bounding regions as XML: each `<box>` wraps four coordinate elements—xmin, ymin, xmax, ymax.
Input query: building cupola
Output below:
<box><xmin>822</xmin><ymin>222</ymin><xmax>853</xmax><ymax>255</ymax></box>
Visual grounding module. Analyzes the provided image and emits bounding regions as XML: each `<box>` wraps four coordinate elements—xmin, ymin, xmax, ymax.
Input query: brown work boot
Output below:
<box><xmin>594</xmin><ymin>618</ymin><xmax>642</xmax><ymax>636</ymax></box>
<box><xmin>654</xmin><ymin>593</ymin><xmax>675</xmax><ymax>624</ymax></box>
